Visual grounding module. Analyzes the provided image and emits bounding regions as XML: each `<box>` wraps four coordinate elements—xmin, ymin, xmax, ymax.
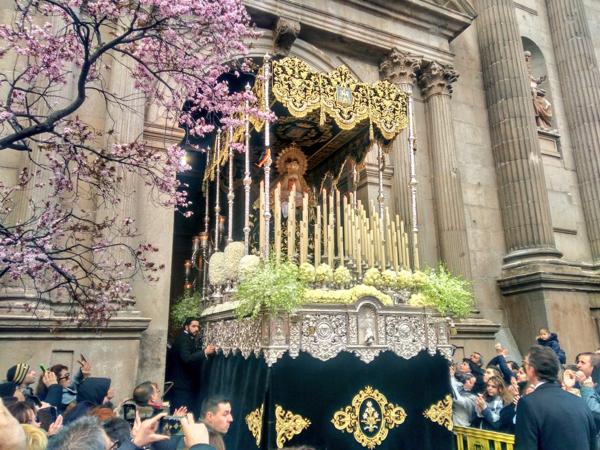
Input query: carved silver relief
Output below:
<box><xmin>301</xmin><ymin>313</ymin><xmax>348</xmax><ymax>361</ymax></box>
<box><xmin>202</xmin><ymin>300</ymin><xmax>452</xmax><ymax>366</ymax></box>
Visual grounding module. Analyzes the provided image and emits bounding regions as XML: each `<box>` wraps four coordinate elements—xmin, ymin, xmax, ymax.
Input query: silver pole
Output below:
<box><xmin>204</xmin><ymin>147</ymin><xmax>211</xmax><ymax>234</ymax></box>
<box><xmin>214</xmin><ymin>128</ymin><xmax>222</xmax><ymax>250</ymax></box>
<box><xmin>227</xmin><ymin>126</ymin><xmax>234</xmax><ymax>244</ymax></box>
<box><xmin>243</xmin><ymin>84</ymin><xmax>252</xmax><ymax>255</ymax></box>
<box><xmin>407</xmin><ymin>94</ymin><xmax>418</xmax><ymax>262</ymax></box>
<box><xmin>263</xmin><ymin>54</ymin><xmax>272</xmax><ymax>259</ymax></box>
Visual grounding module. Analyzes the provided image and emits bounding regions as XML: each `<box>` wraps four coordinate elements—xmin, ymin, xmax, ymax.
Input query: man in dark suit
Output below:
<box><xmin>166</xmin><ymin>317</ymin><xmax>215</xmax><ymax>414</ymax></box>
<box><xmin>515</xmin><ymin>345</ymin><xmax>597</xmax><ymax>450</ymax></box>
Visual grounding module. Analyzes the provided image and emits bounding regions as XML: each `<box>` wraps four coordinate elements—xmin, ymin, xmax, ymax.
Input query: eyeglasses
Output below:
<box><xmin>58</xmin><ymin>373</ymin><xmax>70</xmax><ymax>381</ymax></box>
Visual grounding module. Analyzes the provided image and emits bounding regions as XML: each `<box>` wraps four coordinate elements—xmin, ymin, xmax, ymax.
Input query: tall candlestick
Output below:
<box><xmin>274</xmin><ymin>183</ymin><xmax>281</xmax><ymax>262</ymax></box>
<box><xmin>214</xmin><ymin>129</ymin><xmax>222</xmax><ymax>250</ymax></box>
<box><xmin>243</xmin><ymin>84</ymin><xmax>252</xmax><ymax>255</ymax></box>
<box><xmin>259</xmin><ymin>180</ymin><xmax>265</xmax><ymax>256</ymax></box>
<box><xmin>287</xmin><ymin>185</ymin><xmax>296</xmax><ymax>261</ymax></box>
<box><xmin>262</xmin><ymin>53</ymin><xmax>272</xmax><ymax>259</ymax></box>
<box><xmin>315</xmin><ymin>205</ymin><xmax>321</xmax><ymax>266</ymax></box>
<box><xmin>322</xmin><ymin>189</ymin><xmax>328</xmax><ymax>264</ymax></box>
<box><xmin>408</xmin><ymin>92</ymin><xmax>419</xmax><ymax>268</ymax></box>
<box><xmin>336</xmin><ymin>190</ymin><xmax>344</xmax><ymax>266</ymax></box>
<box><xmin>227</xmin><ymin>126</ymin><xmax>234</xmax><ymax>244</ymax></box>
<box><xmin>204</xmin><ymin>147</ymin><xmax>211</xmax><ymax>235</ymax></box>
<box><xmin>328</xmin><ymin>191</ymin><xmax>334</xmax><ymax>265</ymax></box>
<box><xmin>300</xmin><ymin>193</ymin><xmax>308</xmax><ymax>264</ymax></box>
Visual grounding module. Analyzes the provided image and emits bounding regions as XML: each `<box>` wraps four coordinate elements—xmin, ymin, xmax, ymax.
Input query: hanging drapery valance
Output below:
<box><xmin>270</xmin><ymin>57</ymin><xmax>408</xmax><ymax>140</ymax></box>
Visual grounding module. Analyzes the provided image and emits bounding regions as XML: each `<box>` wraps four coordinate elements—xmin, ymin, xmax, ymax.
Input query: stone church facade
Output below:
<box><xmin>2</xmin><ymin>0</ymin><xmax>600</xmax><ymax>400</ymax></box>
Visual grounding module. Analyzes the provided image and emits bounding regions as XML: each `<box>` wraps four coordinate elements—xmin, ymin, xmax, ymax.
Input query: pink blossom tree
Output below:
<box><xmin>0</xmin><ymin>0</ymin><xmax>257</xmax><ymax>323</ymax></box>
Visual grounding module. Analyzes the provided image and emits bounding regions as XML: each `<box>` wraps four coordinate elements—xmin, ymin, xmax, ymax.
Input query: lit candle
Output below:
<box><xmin>288</xmin><ymin>184</ymin><xmax>296</xmax><ymax>261</ymax></box>
<box><xmin>274</xmin><ymin>183</ymin><xmax>281</xmax><ymax>263</ymax></box>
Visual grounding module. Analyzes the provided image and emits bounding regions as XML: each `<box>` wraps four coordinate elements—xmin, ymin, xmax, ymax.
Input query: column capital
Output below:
<box><xmin>418</xmin><ymin>60</ymin><xmax>459</xmax><ymax>99</ymax></box>
<box><xmin>379</xmin><ymin>48</ymin><xmax>422</xmax><ymax>91</ymax></box>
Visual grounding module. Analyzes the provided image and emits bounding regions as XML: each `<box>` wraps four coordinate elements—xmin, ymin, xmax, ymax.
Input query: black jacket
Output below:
<box><xmin>515</xmin><ymin>382</ymin><xmax>597</xmax><ymax>450</ymax></box>
<box><xmin>168</xmin><ymin>331</ymin><xmax>206</xmax><ymax>392</ymax></box>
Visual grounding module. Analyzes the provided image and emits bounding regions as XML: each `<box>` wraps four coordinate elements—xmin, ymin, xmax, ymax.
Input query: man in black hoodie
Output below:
<box><xmin>166</xmin><ymin>317</ymin><xmax>215</xmax><ymax>414</ymax></box>
<box><xmin>64</xmin><ymin>377</ymin><xmax>113</xmax><ymax>424</ymax></box>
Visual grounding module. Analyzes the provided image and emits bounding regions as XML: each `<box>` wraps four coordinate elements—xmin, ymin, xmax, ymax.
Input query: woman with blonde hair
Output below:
<box><xmin>21</xmin><ymin>424</ymin><xmax>48</xmax><ymax>450</ymax></box>
<box><xmin>473</xmin><ymin>375</ymin><xmax>513</xmax><ymax>430</ymax></box>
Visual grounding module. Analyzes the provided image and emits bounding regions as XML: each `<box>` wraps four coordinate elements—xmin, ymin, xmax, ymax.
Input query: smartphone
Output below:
<box><xmin>159</xmin><ymin>415</ymin><xmax>182</xmax><ymax>436</ymax></box>
<box><xmin>37</xmin><ymin>406</ymin><xmax>57</xmax><ymax>431</ymax></box>
<box><xmin>122</xmin><ymin>403</ymin><xmax>137</xmax><ymax>425</ymax></box>
<box><xmin>39</xmin><ymin>365</ymin><xmax>47</xmax><ymax>373</ymax></box>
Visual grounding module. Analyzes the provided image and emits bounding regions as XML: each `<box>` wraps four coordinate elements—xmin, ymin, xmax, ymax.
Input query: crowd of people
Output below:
<box><xmin>451</xmin><ymin>327</ymin><xmax>599</xmax><ymax>449</ymax></box>
<box><xmin>1</xmin><ymin>319</ymin><xmax>598</xmax><ymax>450</ymax></box>
<box><xmin>0</xmin><ymin>317</ymin><xmax>317</xmax><ymax>450</ymax></box>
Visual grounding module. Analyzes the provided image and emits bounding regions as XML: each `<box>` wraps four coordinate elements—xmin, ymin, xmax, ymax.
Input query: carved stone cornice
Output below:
<box><xmin>273</xmin><ymin>17</ymin><xmax>301</xmax><ymax>58</ymax></box>
<box><xmin>418</xmin><ymin>60</ymin><xmax>459</xmax><ymax>99</ymax></box>
<box><xmin>379</xmin><ymin>48</ymin><xmax>422</xmax><ymax>91</ymax></box>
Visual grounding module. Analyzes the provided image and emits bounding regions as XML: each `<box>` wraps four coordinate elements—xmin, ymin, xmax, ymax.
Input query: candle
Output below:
<box><xmin>274</xmin><ymin>183</ymin><xmax>281</xmax><ymax>263</ymax></box>
<box><xmin>336</xmin><ymin>190</ymin><xmax>343</xmax><ymax>266</ymax></box>
<box><xmin>300</xmin><ymin>193</ymin><xmax>308</xmax><ymax>264</ymax></box>
<box><xmin>259</xmin><ymin>180</ymin><xmax>265</xmax><ymax>256</ymax></box>
<box><xmin>322</xmin><ymin>189</ymin><xmax>328</xmax><ymax>263</ymax></box>
<box><xmin>288</xmin><ymin>184</ymin><xmax>296</xmax><ymax>261</ymax></box>
<box><xmin>315</xmin><ymin>205</ymin><xmax>321</xmax><ymax>266</ymax></box>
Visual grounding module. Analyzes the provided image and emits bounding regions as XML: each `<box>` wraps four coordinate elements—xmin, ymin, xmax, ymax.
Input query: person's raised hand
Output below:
<box><xmin>77</xmin><ymin>358</ymin><xmax>92</xmax><ymax>378</ymax></box>
<box><xmin>47</xmin><ymin>415</ymin><xmax>63</xmax><ymax>436</ymax></box>
<box><xmin>173</xmin><ymin>406</ymin><xmax>188</xmax><ymax>417</ymax></box>
<box><xmin>204</xmin><ymin>344</ymin><xmax>216</xmax><ymax>356</ymax></box>
<box><xmin>512</xmin><ymin>394</ymin><xmax>521</xmax><ymax>406</ymax></box>
<box><xmin>181</xmin><ymin>413</ymin><xmax>210</xmax><ymax>448</ymax></box>
<box><xmin>42</xmin><ymin>370</ymin><xmax>57</xmax><ymax>387</ymax></box>
<box><xmin>449</xmin><ymin>365</ymin><xmax>456</xmax><ymax>377</ymax></box>
<box><xmin>576</xmin><ymin>370</ymin><xmax>588</xmax><ymax>385</ymax></box>
<box><xmin>131</xmin><ymin>412</ymin><xmax>169</xmax><ymax>447</ymax></box>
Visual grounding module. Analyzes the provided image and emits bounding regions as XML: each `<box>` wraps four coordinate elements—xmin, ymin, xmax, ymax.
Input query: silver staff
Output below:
<box><xmin>243</xmin><ymin>83</ymin><xmax>252</xmax><ymax>255</ymax></box>
<box><xmin>407</xmin><ymin>93</ymin><xmax>418</xmax><ymax>264</ymax></box>
<box><xmin>214</xmin><ymin>128</ymin><xmax>222</xmax><ymax>250</ymax></box>
<box><xmin>227</xmin><ymin>126</ymin><xmax>235</xmax><ymax>244</ymax></box>
<box><xmin>262</xmin><ymin>54</ymin><xmax>272</xmax><ymax>259</ymax></box>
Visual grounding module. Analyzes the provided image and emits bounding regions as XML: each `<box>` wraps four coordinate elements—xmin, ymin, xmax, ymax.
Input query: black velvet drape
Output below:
<box><xmin>201</xmin><ymin>350</ymin><xmax>452</xmax><ymax>450</ymax></box>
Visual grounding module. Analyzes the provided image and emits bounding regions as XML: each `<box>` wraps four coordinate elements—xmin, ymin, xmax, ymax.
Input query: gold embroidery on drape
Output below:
<box><xmin>331</xmin><ymin>386</ymin><xmax>406</xmax><ymax>449</ymax></box>
<box><xmin>423</xmin><ymin>395</ymin><xmax>453</xmax><ymax>431</ymax></box>
<box><xmin>245</xmin><ymin>404</ymin><xmax>264</xmax><ymax>447</ymax></box>
<box><xmin>275</xmin><ymin>404</ymin><xmax>311</xmax><ymax>449</ymax></box>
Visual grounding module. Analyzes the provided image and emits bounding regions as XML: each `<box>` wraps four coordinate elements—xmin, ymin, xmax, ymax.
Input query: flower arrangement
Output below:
<box><xmin>238</xmin><ymin>254</ymin><xmax>261</xmax><ymax>281</ymax></box>
<box><xmin>315</xmin><ymin>263</ymin><xmax>334</xmax><ymax>284</ymax></box>
<box><xmin>333</xmin><ymin>266</ymin><xmax>352</xmax><ymax>287</ymax></box>
<box><xmin>395</xmin><ymin>269</ymin><xmax>414</xmax><ymax>290</ymax></box>
<box><xmin>235</xmin><ymin>260</ymin><xmax>307</xmax><ymax>319</ymax></box>
<box><xmin>381</xmin><ymin>269</ymin><xmax>397</xmax><ymax>289</ymax></box>
<box><xmin>298</xmin><ymin>262</ymin><xmax>316</xmax><ymax>284</ymax></box>
<box><xmin>363</xmin><ymin>267</ymin><xmax>382</xmax><ymax>288</ymax></box>
<box><xmin>208</xmin><ymin>252</ymin><xmax>228</xmax><ymax>286</ymax></box>
<box><xmin>223</xmin><ymin>242</ymin><xmax>245</xmax><ymax>281</ymax></box>
<box><xmin>303</xmin><ymin>284</ymin><xmax>392</xmax><ymax>306</ymax></box>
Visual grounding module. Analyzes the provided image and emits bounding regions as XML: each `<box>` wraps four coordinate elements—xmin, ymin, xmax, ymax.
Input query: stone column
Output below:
<box><xmin>546</xmin><ymin>0</ymin><xmax>600</xmax><ymax>263</ymax></box>
<box><xmin>418</xmin><ymin>61</ymin><xmax>472</xmax><ymax>279</ymax></box>
<box><xmin>475</xmin><ymin>0</ymin><xmax>560</xmax><ymax>262</ymax></box>
<box><xmin>379</xmin><ymin>49</ymin><xmax>421</xmax><ymax>266</ymax></box>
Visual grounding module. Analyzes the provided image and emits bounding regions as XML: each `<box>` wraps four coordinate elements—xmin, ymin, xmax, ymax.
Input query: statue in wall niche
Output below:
<box><xmin>524</xmin><ymin>50</ymin><xmax>553</xmax><ymax>129</ymax></box>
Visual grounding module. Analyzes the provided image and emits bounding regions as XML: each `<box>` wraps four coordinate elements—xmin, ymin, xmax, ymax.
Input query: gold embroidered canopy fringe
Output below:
<box><xmin>262</xmin><ymin>57</ymin><xmax>408</xmax><ymax>140</ymax></box>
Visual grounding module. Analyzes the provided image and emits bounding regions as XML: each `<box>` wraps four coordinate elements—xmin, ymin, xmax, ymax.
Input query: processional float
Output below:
<box><xmin>184</xmin><ymin>56</ymin><xmax>454</xmax><ymax>450</ymax></box>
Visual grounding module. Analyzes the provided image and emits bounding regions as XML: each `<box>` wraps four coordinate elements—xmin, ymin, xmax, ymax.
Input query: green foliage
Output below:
<box><xmin>411</xmin><ymin>265</ymin><xmax>474</xmax><ymax>318</ymax></box>
<box><xmin>170</xmin><ymin>292</ymin><xmax>202</xmax><ymax>328</ymax></box>
<box><xmin>235</xmin><ymin>260</ymin><xmax>307</xmax><ymax>319</ymax></box>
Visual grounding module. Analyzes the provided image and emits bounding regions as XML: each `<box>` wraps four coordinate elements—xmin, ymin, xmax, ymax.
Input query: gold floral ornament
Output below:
<box><xmin>275</xmin><ymin>404</ymin><xmax>311</xmax><ymax>449</ymax></box>
<box><xmin>272</xmin><ymin>57</ymin><xmax>321</xmax><ymax>118</ymax></box>
<box><xmin>331</xmin><ymin>386</ymin><xmax>407</xmax><ymax>449</ymax></box>
<box><xmin>423</xmin><ymin>395</ymin><xmax>453</xmax><ymax>431</ymax></box>
<box><xmin>245</xmin><ymin>404</ymin><xmax>264</xmax><ymax>447</ymax></box>
<box><xmin>270</xmin><ymin>57</ymin><xmax>408</xmax><ymax>139</ymax></box>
